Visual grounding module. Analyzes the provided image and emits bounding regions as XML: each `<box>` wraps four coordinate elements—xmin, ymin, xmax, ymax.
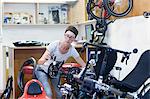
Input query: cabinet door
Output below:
<box><xmin>0</xmin><ymin>45</ymin><xmax>7</xmax><ymax>94</ymax></box>
<box><xmin>10</xmin><ymin>48</ymin><xmax>45</xmax><ymax>98</ymax></box>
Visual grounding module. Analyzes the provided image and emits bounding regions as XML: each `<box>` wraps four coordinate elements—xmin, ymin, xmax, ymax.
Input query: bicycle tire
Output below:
<box><xmin>86</xmin><ymin>0</ymin><xmax>111</xmax><ymax>20</ymax></box>
<box><xmin>103</xmin><ymin>0</ymin><xmax>133</xmax><ymax>17</ymax></box>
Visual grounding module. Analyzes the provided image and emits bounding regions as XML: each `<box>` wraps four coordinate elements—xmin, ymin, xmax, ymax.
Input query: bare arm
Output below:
<box><xmin>74</xmin><ymin>56</ymin><xmax>86</xmax><ymax>68</ymax></box>
<box><xmin>73</xmin><ymin>56</ymin><xmax>87</xmax><ymax>78</ymax></box>
<box><xmin>38</xmin><ymin>50</ymin><xmax>51</xmax><ymax>65</ymax></box>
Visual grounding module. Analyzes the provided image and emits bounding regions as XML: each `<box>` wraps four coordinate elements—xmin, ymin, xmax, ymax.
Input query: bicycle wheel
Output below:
<box><xmin>86</xmin><ymin>0</ymin><xmax>111</xmax><ymax>20</ymax></box>
<box><xmin>103</xmin><ymin>0</ymin><xmax>133</xmax><ymax>17</ymax></box>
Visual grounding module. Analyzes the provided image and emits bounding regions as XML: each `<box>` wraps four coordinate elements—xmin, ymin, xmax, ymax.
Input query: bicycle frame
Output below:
<box><xmin>87</xmin><ymin>0</ymin><xmax>133</xmax><ymax>19</ymax></box>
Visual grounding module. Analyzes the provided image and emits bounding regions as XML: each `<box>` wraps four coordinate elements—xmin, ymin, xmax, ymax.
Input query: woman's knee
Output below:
<box><xmin>35</xmin><ymin>71</ymin><xmax>53</xmax><ymax>97</ymax></box>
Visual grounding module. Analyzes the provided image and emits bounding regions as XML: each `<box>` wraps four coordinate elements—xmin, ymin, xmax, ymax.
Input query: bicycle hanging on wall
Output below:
<box><xmin>87</xmin><ymin>0</ymin><xmax>133</xmax><ymax>20</ymax></box>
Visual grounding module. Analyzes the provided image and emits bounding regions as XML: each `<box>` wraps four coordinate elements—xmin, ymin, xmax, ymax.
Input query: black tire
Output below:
<box><xmin>86</xmin><ymin>0</ymin><xmax>111</xmax><ymax>20</ymax></box>
<box><xmin>103</xmin><ymin>0</ymin><xmax>133</xmax><ymax>17</ymax></box>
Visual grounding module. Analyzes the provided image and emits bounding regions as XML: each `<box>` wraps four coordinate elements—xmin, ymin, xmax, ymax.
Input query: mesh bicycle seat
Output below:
<box><xmin>110</xmin><ymin>50</ymin><xmax>150</xmax><ymax>93</ymax></box>
<box><xmin>94</xmin><ymin>48</ymin><xmax>117</xmax><ymax>80</ymax></box>
<box><xmin>17</xmin><ymin>57</ymin><xmax>36</xmax><ymax>93</ymax></box>
<box><xmin>27</xmin><ymin>81</ymin><xmax>42</xmax><ymax>95</ymax></box>
<box><xmin>18</xmin><ymin>79</ymin><xmax>49</xmax><ymax>99</ymax></box>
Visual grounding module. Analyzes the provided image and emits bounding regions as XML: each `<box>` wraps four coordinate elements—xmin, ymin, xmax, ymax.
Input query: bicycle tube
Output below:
<box><xmin>86</xmin><ymin>0</ymin><xmax>111</xmax><ymax>20</ymax></box>
<box><xmin>103</xmin><ymin>0</ymin><xmax>133</xmax><ymax>17</ymax></box>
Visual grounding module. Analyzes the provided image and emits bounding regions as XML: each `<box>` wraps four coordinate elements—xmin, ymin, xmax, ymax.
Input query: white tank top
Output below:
<box><xmin>41</xmin><ymin>40</ymin><xmax>79</xmax><ymax>72</ymax></box>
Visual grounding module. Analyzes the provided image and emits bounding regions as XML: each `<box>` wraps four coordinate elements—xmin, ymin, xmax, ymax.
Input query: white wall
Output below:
<box><xmin>2</xmin><ymin>25</ymin><xmax>70</xmax><ymax>45</ymax></box>
<box><xmin>107</xmin><ymin>16</ymin><xmax>150</xmax><ymax>80</ymax></box>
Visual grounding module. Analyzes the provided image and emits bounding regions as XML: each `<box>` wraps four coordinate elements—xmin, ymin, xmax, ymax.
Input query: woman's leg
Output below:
<box><xmin>51</xmin><ymin>71</ymin><xmax>62</xmax><ymax>99</ymax></box>
<box><xmin>35</xmin><ymin>70</ymin><xmax>52</xmax><ymax>98</ymax></box>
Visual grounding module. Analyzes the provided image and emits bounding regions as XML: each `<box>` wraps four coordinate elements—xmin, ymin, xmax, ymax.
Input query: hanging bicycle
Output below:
<box><xmin>87</xmin><ymin>0</ymin><xmax>133</xmax><ymax>20</ymax></box>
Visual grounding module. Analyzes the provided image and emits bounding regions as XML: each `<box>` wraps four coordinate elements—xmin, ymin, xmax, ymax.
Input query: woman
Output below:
<box><xmin>35</xmin><ymin>26</ymin><xmax>86</xmax><ymax>99</ymax></box>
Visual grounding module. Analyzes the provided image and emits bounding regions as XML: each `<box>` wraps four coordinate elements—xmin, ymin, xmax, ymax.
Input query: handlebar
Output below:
<box><xmin>78</xmin><ymin>42</ymin><xmax>138</xmax><ymax>81</ymax></box>
<box><xmin>81</xmin><ymin>42</ymin><xmax>138</xmax><ymax>64</ymax></box>
<box><xmin>82</xmin><ymin>42</ymin><xmax>137</xmax><ymax>54</ymax></box>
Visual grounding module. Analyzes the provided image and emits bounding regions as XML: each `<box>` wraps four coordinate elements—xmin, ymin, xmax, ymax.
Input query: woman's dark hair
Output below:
<box><xmin>65</xmin><ymin>26</ymin><xmax>78</xmax><ymax>38</ymax></box>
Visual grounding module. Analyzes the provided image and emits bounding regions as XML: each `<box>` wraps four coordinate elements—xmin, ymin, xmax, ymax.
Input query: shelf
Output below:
<box><xmin>2</xmin><ymin>20</ymin><xmax>97</xmax><ymax>26</ymax></box>
<box><xmin>2</xmin><ymin>0</ymin><xmax>87</xmax><ymax>26</ymax></box>
<box><xmin>2</xmin><ymin>23</ymin><xmax>70</xmax><ymax>26</ymax></box>
<box><xmin>74</xmin><ymin>19</ymin><xmax>96</xmax><ymax>25</ymax></box>
<box><xmin>3</xmin><ymin>0</ymin><xmax>78</xmax><ymax>4</ymax></box>
<box><xmin>3</xmin><ymin>3</ymin><xmax>71</xmax><ymax>25</ymax></box>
